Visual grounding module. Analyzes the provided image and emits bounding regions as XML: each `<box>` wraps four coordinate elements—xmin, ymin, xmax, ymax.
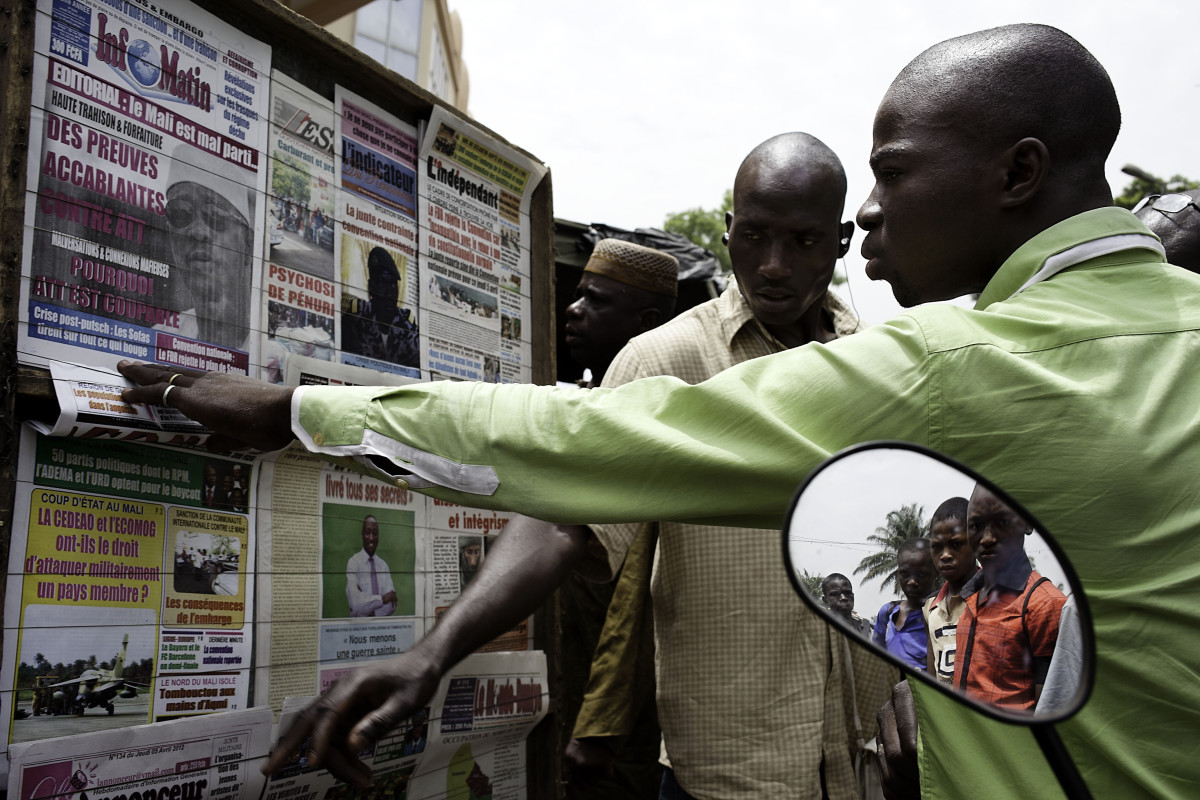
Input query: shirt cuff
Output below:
<box><xmin>291</xmin><ymin>386</ymin><xmax>499</xmax><ymax>496</ymax></box>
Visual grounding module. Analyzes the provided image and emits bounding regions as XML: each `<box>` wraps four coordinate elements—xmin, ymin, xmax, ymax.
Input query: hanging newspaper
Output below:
<box><xmin>254</xmin><ymin>446</ymin><xmax>425</xmax><ymax>711</ymax></box>
<box><xmin>334</xmin><ymin>88</ymin><xmax>422</xmax><ymax>380</ymax></box>
<box><xmin>19</xmin><ymin>0</ymin><xmax>270</xmax><ymax>374</ymax></box>
<box><xmin>261</xmin><ymin>71</ymin><xmax>338</xmax><ymax>384</ymax></box>
<box><xmin>261</xmin><ymin>652</ymin><xmax>547</xmax><ymax>800</ymax></box>
<box><xmin>8</xmin><ymin>707</ymin><xmax>271</xmax><ymax>800</ymax></box>
<box><xmin>33</xmin><ymin>362</ymin><xmax>209</xmax><ymax>448</ymax></box>
<box><xmin>1</xmin><ymin>426</ymin><xmax>257</xmax><ymax>780</ymax></box>
<box><xmin>417</xmin><ymin>106</ymin><xmax>545</xmax><ymax>385</ymax></box>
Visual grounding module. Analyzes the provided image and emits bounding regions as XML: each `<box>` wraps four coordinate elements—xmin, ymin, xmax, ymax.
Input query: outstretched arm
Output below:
<box><xmin>264</xmin><ymin>515</ymin><xmax>590</xmax><ymax>787</ymax></box>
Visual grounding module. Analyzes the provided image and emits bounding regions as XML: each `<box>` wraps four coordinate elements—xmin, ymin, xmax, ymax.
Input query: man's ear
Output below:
<box><xmin>838</xmin><ymin>221</ymin><xmax>855</xmax><ymax>257</ymax></box>
<box><xmin>638</xmin><ymin>307</ymin><xmax>663</xmax><ymax>332</ymax></box>
<box><xmin>725</xmin><ymin>210</ymin><xmax>734</xmax><ymax>232</ymax></box>
<box><xmin>999</xmin><ymin>137</ymin><xmax>1049</xmax><ymax>208</ymax></box>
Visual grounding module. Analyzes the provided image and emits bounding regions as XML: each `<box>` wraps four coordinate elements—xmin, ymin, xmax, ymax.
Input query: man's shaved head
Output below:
<box><xmin>734</xmin><ymin>133</ymin><xmax>847</xmax><ymax>206</ymax></box>
<box><xmin>858</xmin><ymin>25</ymin><xmax>1120</xmax><ymax>306</ymax></box>
<box><xmin>892</xmin><ymin>24</ymin><xmax>1119</xmax><ymax>179</ymax></box>
<box><xmin>725</xmin><ymin>132</ymin><xmax>852</xmax><ymax>348</ymax></box>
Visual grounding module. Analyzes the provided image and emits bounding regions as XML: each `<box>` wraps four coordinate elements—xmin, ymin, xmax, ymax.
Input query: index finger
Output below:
<box><xmin>116</xmin><ymin>360</ymin><xmax>204</xmax><ymax>387</ymax></box>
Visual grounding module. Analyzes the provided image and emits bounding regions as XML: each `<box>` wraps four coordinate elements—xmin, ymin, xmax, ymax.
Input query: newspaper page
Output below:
<box><xmin>262</xmin><ymin>71</ymin><xmax>338</xmax><ymax>384</ymax></box>
<box><xmin>425</xmin><ymin>501</ymin><xmax>530</xmax><ymax>653</ymax></box>
<box><xmin>8</xmin><ymin>707</ymin><xmax>270</xmax><ymax>800</ymax></box>
<box><xmin>417</xmin><ymin>106</ymin><xmax>545</xmax><ymax>385</ymax></box>
<box><xmin>33</xmin><ymin>362</ymin><xmax>208</xmax><ymax>448</ymax></box>
<box><xmin>254</xmin><ymin>446</ymin><xmax>426</xmax><ymax>711</ymax></box>
<box><xmin>334</xmin><ymin>88</ymin><xmax>421</xmax><ymax>379</ymax></box>
<box><xmin>19</xmin><ymin>0</ymin><xmax>270</xmax><ymax>374</ymax></box>
<box><xmin>261</xmin><ymin>652</ymin><xmax>546</xmax><ymax>800</ymax></box>
<box><xmin>1</xmin><ymin>426</ymin><xmax>258</xmax><ymax>779</ymax></box>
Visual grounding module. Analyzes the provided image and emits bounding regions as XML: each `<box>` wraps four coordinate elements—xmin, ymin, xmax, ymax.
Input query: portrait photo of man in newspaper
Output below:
<box><xmin>160</xmin><ymin>147</ymin><xmax>256</xmax><ymax>353</ymax></box>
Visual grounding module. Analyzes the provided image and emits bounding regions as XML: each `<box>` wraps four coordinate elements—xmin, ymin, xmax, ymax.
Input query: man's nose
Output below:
<box><xmin>565</xmin><ymin>298</ymin><xmax>584</xmax><ymax>319</ymax></box>
<box><xmin>856</xmin><ymin>191</ymin><xmax>882</xmax><ymax>231</ymax></box>
<box><xmin>758</xmin><ymin>241</ymin><xmax>792</xmax><ymax>280</ymax></box>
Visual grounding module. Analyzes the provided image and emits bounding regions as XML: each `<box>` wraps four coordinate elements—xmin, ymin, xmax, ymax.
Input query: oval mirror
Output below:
<box><xmin>783</xmin><ymin>442</ymin><xmax>1094</xmax><ymax>726</ymax></box>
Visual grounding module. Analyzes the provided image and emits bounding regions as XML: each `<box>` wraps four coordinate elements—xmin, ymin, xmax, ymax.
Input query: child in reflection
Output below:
<box><xmin>953</xmin><ymin>483</ymin><xmax>1067</xmax><ymax>711</ymax></box>
<box><xmin>873</xmin><ymin>538</ymin><xmax>936</xmax><ymax>671</ymax></box>
<box><xmin>924</xmin><ymin>497</ymin><xmax>978</xmax><ymax>684</ymax></box>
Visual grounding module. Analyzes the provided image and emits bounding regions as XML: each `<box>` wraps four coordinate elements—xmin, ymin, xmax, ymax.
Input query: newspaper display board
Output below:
<box><xmin>417</xmin><ymin>106</ymin><xmax>545</xmax><ymax>385</ymax></box>
<box><xmin>262</xmin><ymin>71</ymin><xmax>338</xmax><ymax>384</ymax></box>
<box><xmin>7</xmin><ymin>0</ymin><xmax>552</xmax><ymax>793</ymax></box>
<box><xmin>8</xmin><ymin>707</ymin><xmax>271</xmax><ymax>800</ymax></box>
<box><xmin>262</xmin><ymin>652</ymin><xmax>547</xmax><ymax>800</ymax></box>
<box><xmin>334</xmin><ymin>88</ymin><xmax>422</xmax><ymax>380</ymax></box>
<box><xmin>2</xmin><ymin>426</ymin><xmax>257</xmax><ymax>771</ymax></box>
<box><xmin>18</xmin><ymin>0</ymin><xmax>271</xmax><ymax>375</ymax></box>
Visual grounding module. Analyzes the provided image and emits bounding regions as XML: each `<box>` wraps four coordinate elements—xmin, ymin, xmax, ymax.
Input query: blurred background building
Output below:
<box><xmin>282</xmin><ymin>0</ymin><xmax>470</xmax><ymax>111</ymax></box>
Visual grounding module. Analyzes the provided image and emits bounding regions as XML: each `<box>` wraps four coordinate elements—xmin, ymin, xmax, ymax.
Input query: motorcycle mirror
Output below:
<box><xmin>782</xmin><ymin>442</ymin><xmax>1094</xmax><ymax>726</ymax></box>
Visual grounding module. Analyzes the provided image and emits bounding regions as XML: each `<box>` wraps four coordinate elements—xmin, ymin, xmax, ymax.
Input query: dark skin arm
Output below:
<box><xmin>877</xmin><ymin>680</ymin><xmax>921</xmax><ymax>800</ymax></box>
<box><xmin>265</xmin><ymin>514</ymin><xmax>588</xmax><ymax>787</ymax></box>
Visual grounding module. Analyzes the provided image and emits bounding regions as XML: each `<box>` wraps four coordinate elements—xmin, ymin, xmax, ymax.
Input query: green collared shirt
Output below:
<box><xmin>297</xmin><ymin>208</ymin><xmax>1200</xmax><ymax>797</ymax></box>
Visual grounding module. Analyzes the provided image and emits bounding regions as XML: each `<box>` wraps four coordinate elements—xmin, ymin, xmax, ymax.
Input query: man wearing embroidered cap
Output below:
<box><xmin>163</xmin><ymin>146</ymin><xmax>256</xmax><ymax>351</ymax></box>
<box><xmin>563</xmin><ymin>239</ymin><xmax>678</xmax><ymax>386</ymax></box>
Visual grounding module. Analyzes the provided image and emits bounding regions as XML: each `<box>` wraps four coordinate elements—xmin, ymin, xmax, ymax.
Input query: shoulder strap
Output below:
<box><xmin>1021</xmin><ymin>576</ymin><xmax>1050</xmax><ymax>642</ymax></box>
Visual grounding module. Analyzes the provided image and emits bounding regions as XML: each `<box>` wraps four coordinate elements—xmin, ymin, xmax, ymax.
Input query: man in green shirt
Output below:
<box><xmin>123</xmin><ymin>23</ymin><xmax>1199</xmax><ymax>799</ymax></box>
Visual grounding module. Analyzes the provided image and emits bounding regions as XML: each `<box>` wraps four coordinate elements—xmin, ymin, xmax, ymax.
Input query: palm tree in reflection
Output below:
<box><xmin>854</xmin><ymin>503</ymin><xmax>927</xmax><ymax>595</ymax></box>
<box><xmin>797</xmin><ymin>569</ymin><xmax>825</xmax><ymax>600</ymax></box>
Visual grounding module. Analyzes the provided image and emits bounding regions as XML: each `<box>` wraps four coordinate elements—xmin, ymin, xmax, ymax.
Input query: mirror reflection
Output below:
<box><xmin>785</xmin><ymin>445</ymin><xmax>1089</xmax><ymax>722</ymax></box>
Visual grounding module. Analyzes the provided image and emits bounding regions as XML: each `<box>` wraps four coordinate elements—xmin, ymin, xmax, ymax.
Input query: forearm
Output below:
<box><xmin>413</xmin><ymin>515</ymin><xmax>589</xmax><ymax>674</ymax></box>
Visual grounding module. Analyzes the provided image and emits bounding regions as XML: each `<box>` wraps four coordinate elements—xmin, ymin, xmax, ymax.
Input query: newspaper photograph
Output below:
<box><xmin>19</xmin><ymin>0</ymin><xmax>270</xmax><ymax>373</ymax></box>
<box><xmin>416</xmin><ymin>106</ymin><xmax>544</xmax><ymax>385</ymax></box>
<box><xmin>2</xmin><ymin>427</ymin><xmax>257</xmax><ymax>774</ymax></box>
<box><xmin>9</xmin><ymin>706</ymin><xmax>271</xmax><ymax>800</ymax></box>
<box><xmin>262</xmin><ymin>71</ymin><xmax>338</xmax><ymax>384</ymax></box>
<box><xmin>335</xmin><ymin>87</ymin><xmax>421</xmax><ymax>379</ymax></box>
<box><xmin>254</xmin><ymin>447</ymin><xmax>426</xmax><ymax>712</ymax></box>
<box><xmin>262</xmin><ymin>652</ymin><xmax>546</xmax><ymax>800</ymax></box>
<box><xmin>425</xmin><ymin>501</ymin><xmax>530</xmax><ymax>653</ymax></box>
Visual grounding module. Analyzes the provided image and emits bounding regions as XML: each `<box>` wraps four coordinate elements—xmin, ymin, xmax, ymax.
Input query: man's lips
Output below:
<box><xmin>751</xmin><ymin>288</ymin><xmax>794</xmax><ymax>307</ymax></box>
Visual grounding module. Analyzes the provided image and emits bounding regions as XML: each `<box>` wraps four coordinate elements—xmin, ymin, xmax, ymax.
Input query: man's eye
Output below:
<box><xmin>742</xmin><ymin>231</ymin><xmax>763</xmax><ymax>242</ymax></box>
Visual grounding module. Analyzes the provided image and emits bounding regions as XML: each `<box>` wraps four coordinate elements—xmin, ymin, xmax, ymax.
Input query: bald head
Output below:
<box><xmin>858</xmin><ymin>26</ymin><xmax>1121</xmax><ymax>306</ymax></box>
<box><xmin>894</xmin><ymin>24</ymin><xmax>1119</xmax><ymax>181</ymax></box>
<box><xmin>735</xmin><ymin>133</ymin><xmax>847</xmax><ymax>209</ymax></box>
<box><xmin>725</xmin><ymin>133</ymin><xmax>852</xmax><ymax>348</ymax></box>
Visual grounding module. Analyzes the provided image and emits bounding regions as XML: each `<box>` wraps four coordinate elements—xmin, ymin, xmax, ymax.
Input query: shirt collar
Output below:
<box><xmin>972</xmin><ymin>553</ymin><xmax>1034</xmax><ymax>597</ymax></box>
<box><xmin>975</xmin><ymin>208</ymin><xmax>1166</xmax><ymax>310</ymax></box>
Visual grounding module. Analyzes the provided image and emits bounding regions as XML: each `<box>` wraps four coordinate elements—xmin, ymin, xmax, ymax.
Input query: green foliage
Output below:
<box><xmin>1114</xmin><ymin>174</ymin><xmax>1199</xmax><ymax>210</ymax></box>
<box><xmin>663</xmin><ymin>189</ymin><xmax>733</xmax><ymax>274</ymax></box>
<box><xmin>797</xmin><ymin>569</ymin><xmax>825</xmax><ymax>600</ymax></box>
<box><xmin>271</xmin><ymin>152</ymin><xmax>313</xmax><ymax>206</ymax></box>
<box><xmin>854</xmin><ymin>503</ymin><xmax>927</xmax><ymax>596</ymax></box>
